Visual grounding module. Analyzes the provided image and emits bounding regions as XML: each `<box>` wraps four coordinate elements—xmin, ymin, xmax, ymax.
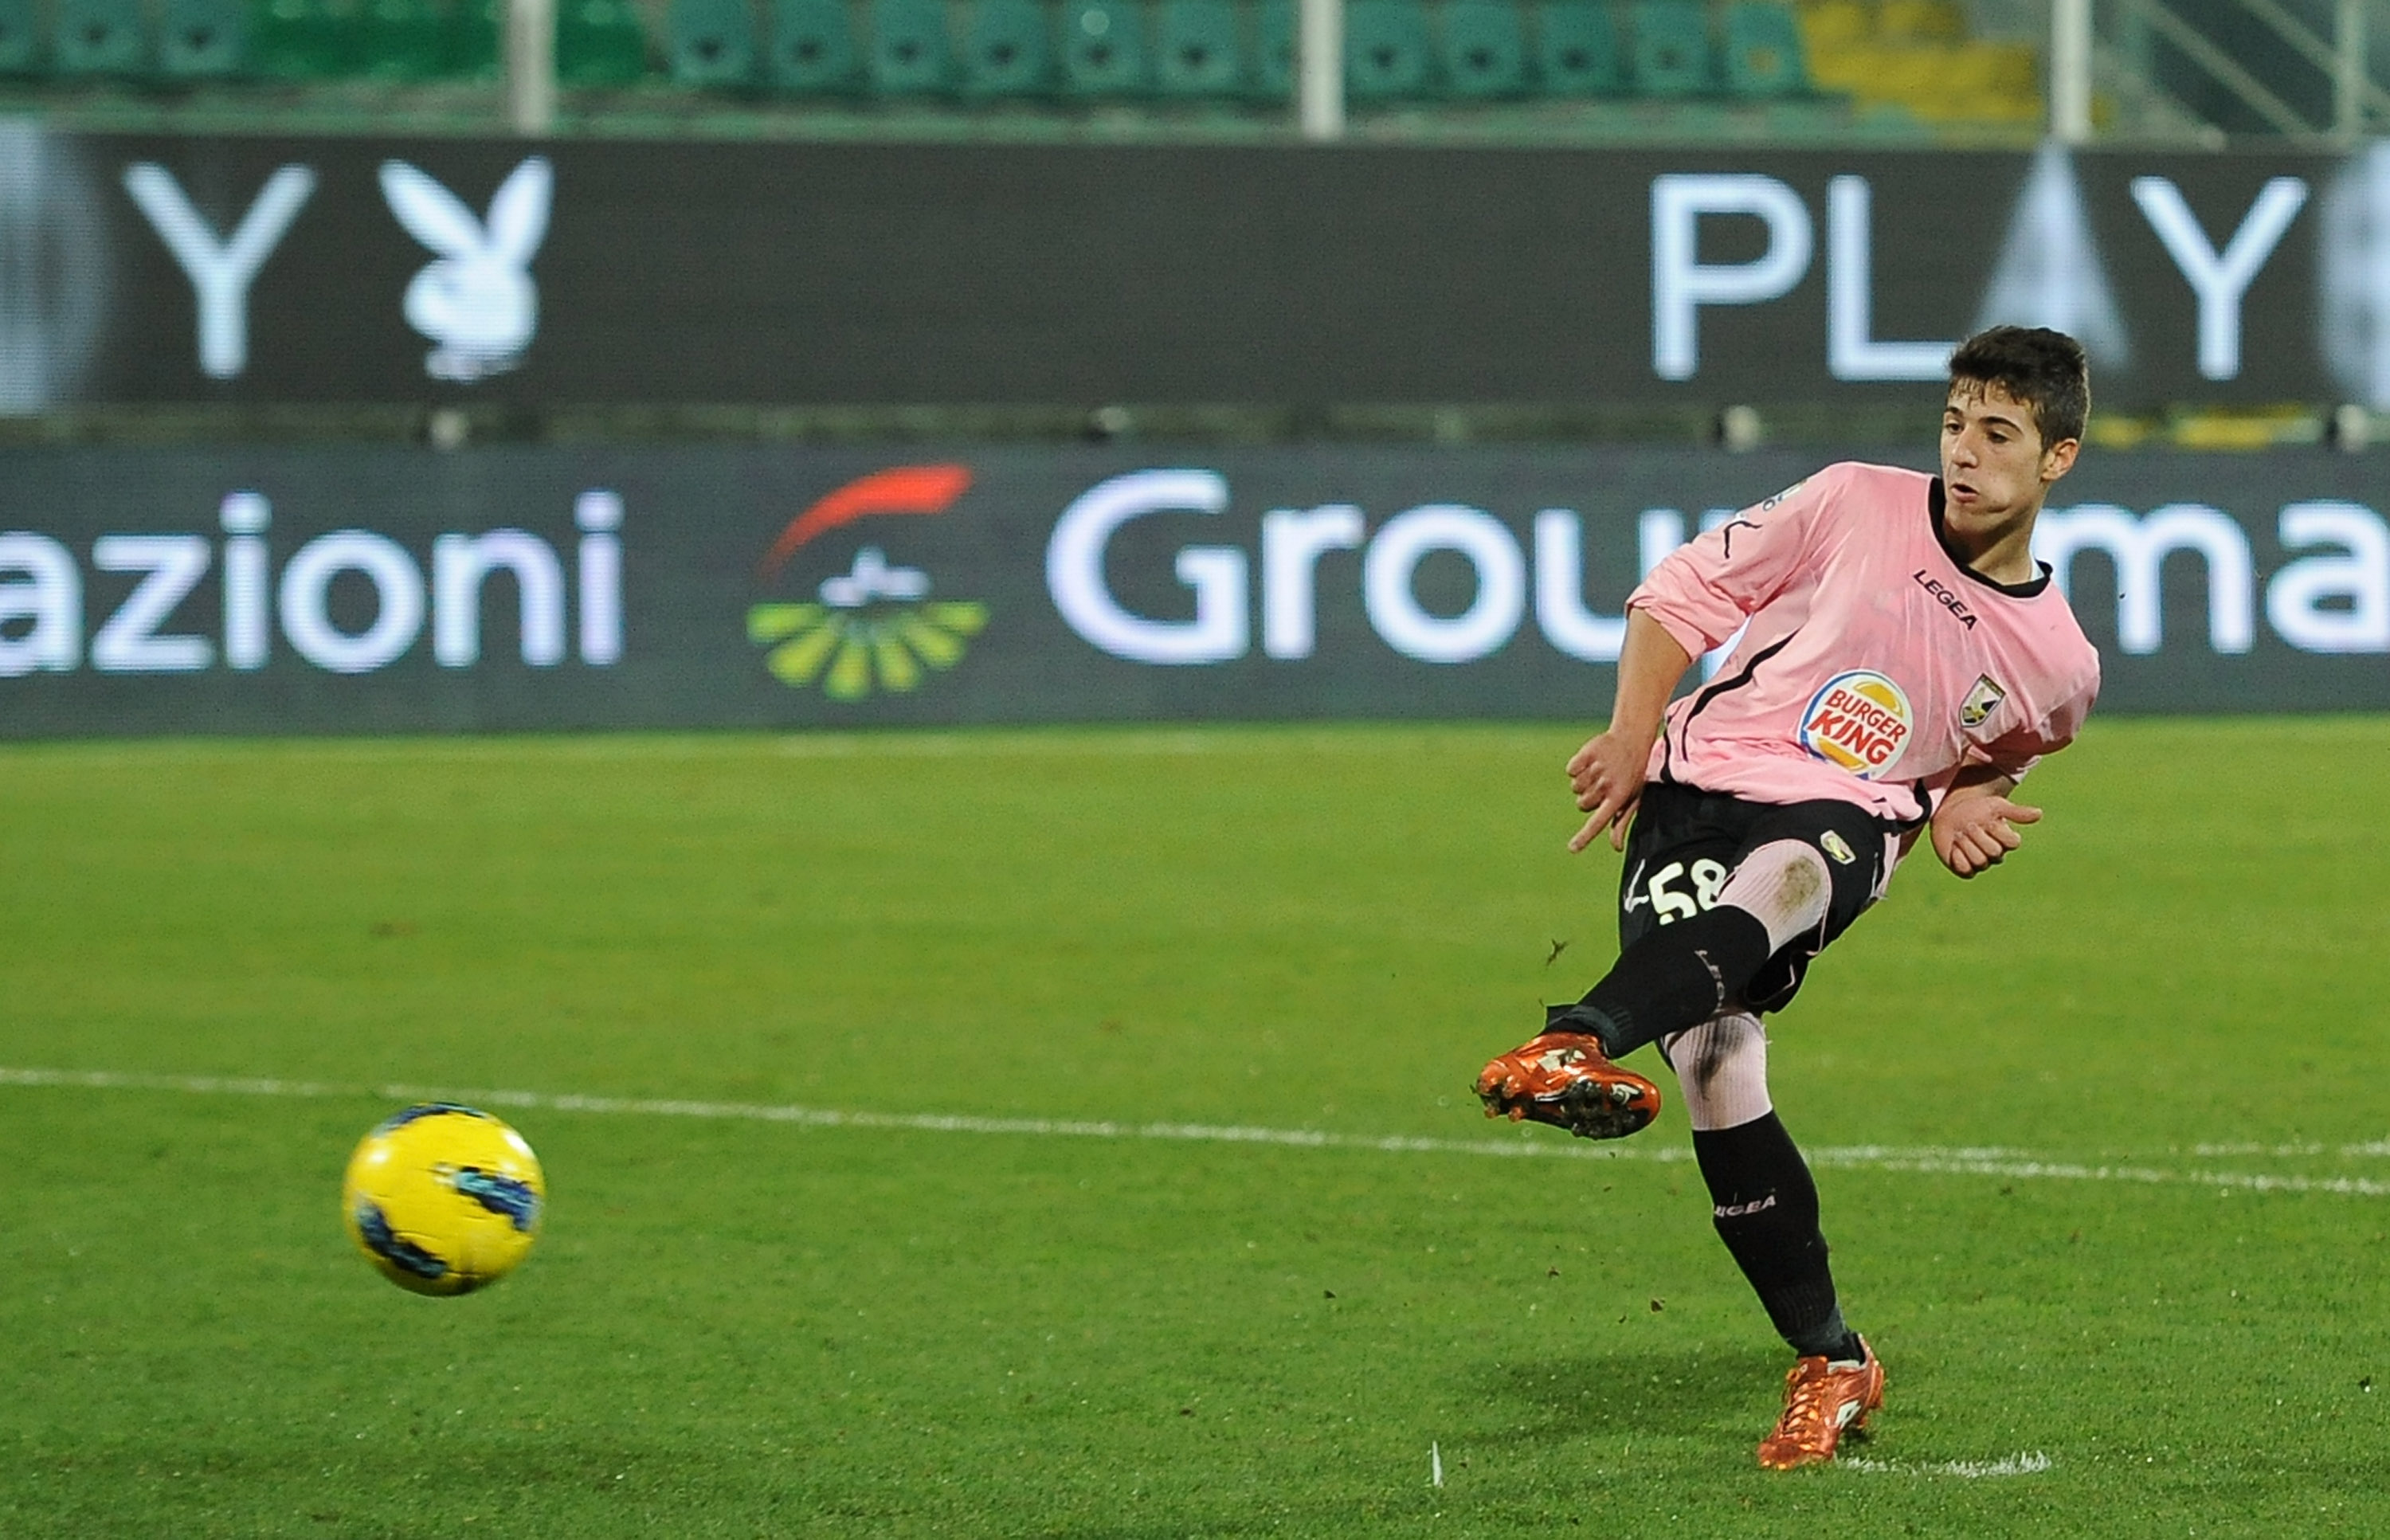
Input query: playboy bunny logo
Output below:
<box><xmin>378</xmin><ymin>157</ymin><xmax>552</xmax><ymax>383</ymax></box>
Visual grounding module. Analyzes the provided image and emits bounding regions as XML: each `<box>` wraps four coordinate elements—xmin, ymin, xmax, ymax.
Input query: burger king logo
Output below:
<box><xmin>1798</xmin><ymin>670</ymin><xmax>1914</xmax><ymax>778</ymax></box>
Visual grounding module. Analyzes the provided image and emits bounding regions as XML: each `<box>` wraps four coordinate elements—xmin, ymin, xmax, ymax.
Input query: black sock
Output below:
<box><xmin>1550</xmin><ymin>907</ymin><xmax>1773</xmax><ymax>1060</ymax></box>
<box><xmin>1692</xmin><ymin>1112</ymin><xmax>1861</xmax><ymax>1361</ymax></box>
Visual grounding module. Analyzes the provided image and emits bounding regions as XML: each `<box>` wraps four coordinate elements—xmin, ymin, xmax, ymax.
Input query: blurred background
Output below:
<box><xmin>2</xmin><ymin>0</ymin><xmax>2388</xmax><ymax>731</ymax></box>
<box><xmin>6</xmin><ymin>18</ymin><xmax>2390</xmax><ymax>1530</ymax></box>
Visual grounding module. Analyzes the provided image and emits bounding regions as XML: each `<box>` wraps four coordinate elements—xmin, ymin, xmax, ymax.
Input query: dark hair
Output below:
<box><xmin>1948</xmin><ymin>326</ymin><xmax>2090</xmax><ymax>448</ymax></box>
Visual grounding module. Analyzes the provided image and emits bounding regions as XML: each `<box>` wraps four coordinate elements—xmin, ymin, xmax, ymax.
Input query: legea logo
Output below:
<box><xmin>0</xmin><ymin>488</ymin><xmax>622</xmax><ymax>678</ymax></box>
<box><xmin>746</xmin><ymin>466</ymin><xmax>988</xmax><ymax>700</ymax></box>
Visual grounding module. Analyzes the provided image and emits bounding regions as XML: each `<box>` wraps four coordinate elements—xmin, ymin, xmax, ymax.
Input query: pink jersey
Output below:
<box><xmin>1627</xmin><ymin>460</ymin><xmax>2100</xmax><ymax>829</ymax></box>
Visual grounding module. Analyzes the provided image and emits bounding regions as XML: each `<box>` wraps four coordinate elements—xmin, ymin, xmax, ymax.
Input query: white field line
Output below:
<box><xmin>774</xmin><ymin>731</ymin><xmax>1237</xmax><ymax>758</ymax></box>
<box><xmin>1840</xmin><ymin>1451</ymin><xmax>2053</xmax><ymax>1479</ymax></box>
<box><xmin>2195</xmin><ymin>1141</ymin><xmax>2326</xmax><ymax>1158</ymax></box>
<box><xmin>4</xmin><ymin>1066</ymin><xmax>2389</xmax><ymax>1198</ymax></box>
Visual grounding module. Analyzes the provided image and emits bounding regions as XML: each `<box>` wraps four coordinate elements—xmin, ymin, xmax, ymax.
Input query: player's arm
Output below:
<box><xmin>1930</xmin><ymin>763</ymin><xmax>2043</xmax><ymax>878</ymax></box>
<box><xmin>1567</xmin><ymin>609</ymin><xmax>1695</xmax><ymax>853</ymax></box>
<box><xmin>1569</xmin><ymin>466</ymin><xmax>1841</xmax><ymax>853</ymax></box>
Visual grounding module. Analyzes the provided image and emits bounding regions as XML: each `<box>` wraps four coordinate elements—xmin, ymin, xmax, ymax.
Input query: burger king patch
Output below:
<box><xmin>1798</xmin><ymin>670</ymin><xmax>1914</xmax><ymax>778</ymax></box>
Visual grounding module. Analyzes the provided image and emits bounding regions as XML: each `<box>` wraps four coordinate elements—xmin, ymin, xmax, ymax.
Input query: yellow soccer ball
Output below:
<box><xmin>342</xmin><ymin>1103</ymin><xmax>546</xmax><ymax>1296</ymax></box>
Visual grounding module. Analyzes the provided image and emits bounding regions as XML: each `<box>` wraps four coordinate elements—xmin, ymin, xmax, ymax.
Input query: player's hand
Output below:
<box><xmin>1565</xmin><ymin>730</ymin><xmax>1649</xmax><ymax>853</ymax></box>
<box><xmin>1931</xmin><ymin>793</ymin><xmax>2041</xmax><ymax>878</ymax></box>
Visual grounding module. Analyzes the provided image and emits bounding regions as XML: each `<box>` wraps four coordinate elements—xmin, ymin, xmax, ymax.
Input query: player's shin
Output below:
<box><xmin>1693</xmin><ymin>1111</ymin><xmax>1862</xmax><ymax>1363</ymax></box>
<box><xmin>1550</xmin><ymin>905</ymin><xmax>1773</xmax><ymax>1059</ymax></box>
<box><xmin>1662</xmin><ymin>1012</ymin><xmax>1772</xmax><ymax>1131</ymax></box>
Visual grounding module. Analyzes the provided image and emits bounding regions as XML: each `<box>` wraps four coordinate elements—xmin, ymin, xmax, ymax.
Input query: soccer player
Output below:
<box><xmin>1475</xmin><ymin>326</ymin><xmax>2100</xmax><ymax>1470</ymax></box>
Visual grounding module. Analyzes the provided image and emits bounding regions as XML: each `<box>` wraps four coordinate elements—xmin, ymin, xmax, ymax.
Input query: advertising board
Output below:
<box><xmin>13</xmin><ymin>127</ymin><xmax>2390</xmax><ymax>411</ymax></box>
<box><xmin>2</xmin><ymin>444</ymin><xmax>2384</xmax><ymax>737</ymax></box>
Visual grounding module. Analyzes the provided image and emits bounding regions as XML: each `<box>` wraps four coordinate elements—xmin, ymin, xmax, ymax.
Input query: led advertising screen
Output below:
<box><xmin>5</xmin><ymin>128</ymin><xmax>2390</xmax><ymax>410</ymax></box>
<box><xmin>2</xmin><ymin>443</ymin><xmax>2384</xmax><ymax>737</ymax></box>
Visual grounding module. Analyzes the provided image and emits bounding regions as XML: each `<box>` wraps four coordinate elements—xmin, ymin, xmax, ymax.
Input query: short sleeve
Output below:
<box><xmin>1625</xmin><ymin>463</ymin><xmax>1852</xmax><ymax>658</ymax></box>
<box><xmin>1969</xmin><ymin>665</ymin><xmax>2099</xmax><ymax>782</ymax></box>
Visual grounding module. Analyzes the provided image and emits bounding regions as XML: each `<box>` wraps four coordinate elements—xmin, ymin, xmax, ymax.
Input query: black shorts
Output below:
<box><xmin>1617</xmin><ymin>782</ymin><xmax>1904</xmax><ymax>1016</ymax></box>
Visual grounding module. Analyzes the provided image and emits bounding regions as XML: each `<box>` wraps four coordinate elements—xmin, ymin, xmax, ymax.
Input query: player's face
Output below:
<box><xmin>1939</xmin><ymin>382</ymin><xmax>2079</xmax><ymax>541</ymax></box>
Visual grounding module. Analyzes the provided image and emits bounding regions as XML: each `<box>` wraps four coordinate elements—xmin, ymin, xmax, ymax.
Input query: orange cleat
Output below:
<box><xmin>1756</xmin><ymin>1339</ymin><xmax>1884</xmax><ymax>1471</ymax></box>
<box><xmin>1473</xmin><ymin>1031</ymin><xmax>1661</xmax><ymax>1140</ymax></box>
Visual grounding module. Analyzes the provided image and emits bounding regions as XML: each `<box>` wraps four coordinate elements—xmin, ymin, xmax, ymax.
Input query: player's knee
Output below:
<box><xmin>1660</xmin><ymin>1012</ymin><xmax>1771</xmax><ymax>1131</ymax></box>
<box><xmin>1718</xmin><ymin>840</ymin><xmax>1832</xmax><ymax>954</ymax></box>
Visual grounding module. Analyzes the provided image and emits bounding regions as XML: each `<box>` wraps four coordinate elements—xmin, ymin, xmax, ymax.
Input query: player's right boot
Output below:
<box><xmin>1473</xmin><ymin>1030</ymin><xmax>1661</xmax><ymax>1139</ymax></box>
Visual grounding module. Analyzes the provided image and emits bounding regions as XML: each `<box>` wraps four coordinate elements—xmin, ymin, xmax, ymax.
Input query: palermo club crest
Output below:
<box><xmin>746</xmin><ymin>465</ymin><xmax>989</xmax><ymax>701</ymax></box>
<box><xmin>1961</xmin><ymin>674</ymin><xmax>2008</xmax><ymax>729</ymax></box>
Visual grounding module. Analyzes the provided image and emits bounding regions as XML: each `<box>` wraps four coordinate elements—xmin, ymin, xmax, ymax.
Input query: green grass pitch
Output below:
<box><xmin>2</xmin><ymin>719</ymin><xmax>2388</xmax><ymax>1538</ymax></box>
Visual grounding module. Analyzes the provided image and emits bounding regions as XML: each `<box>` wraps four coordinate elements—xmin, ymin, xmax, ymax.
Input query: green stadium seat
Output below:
<box><xmin>361</xmin><ymin>0</ymin><xmax>447</xmax><ymax>79</ymax></box>
<box><xmin>1719</xmin><ymin>0</ymin><xmax>1804</xmax><ymax>96</ymax></box>
<box><xmin>252</xmin><ymin>0</ymin><xmax>355</xmax><ymax>78</ymax></box>
<box><xmin>1533</xmin><ymin>0</ymin><xmax>1619</xmax><ymax>94</ymax></box>
<box><xmin>1344</xmin><ymin>0</ymin><xmax>1428</xmax><ymax>100</ymax></box>
<box><xmin>1253</xmin><ymin>0</ymin><xmax>1291</xmax><ymax>98</ymax></box>
<box><xmin>1059</xmin><ymin>0</ymin><xmax>1146</xmax><ymax>93</ymax></box>
<box><xmin>959</xmin><ymin>0</ymin><xmax>1051</xmax><ymax>96</ymax></box>
<box><xmin>1628</xmin><ymin>0</ymin><xmax>1710</xmax><ymax>95</ymax></box>
<box><xmin>558</xmin><ymin>0</ymin><xmax>652</xmax><ymax>84</ymax></box>
<box><xmin>53</xmin><ymin>0</ymin><xmax>146</xmax><ymax>75</ymax></box>
<box><xmin>668</xmin><ymin>0</ymin><xmax>759</xmax><ymax>85</ymax></box>
<box><xmin>445</xmin><ymin>0</ymin><xmax>503</xmax><ymax>75</ymax></box>
<box><xmin>866</xmin><ymin>0</ymin><xmax>949</xmax><ymax>88</ymax></box>
<box><xmin>0</xmin><ymin>0</ymin><xmax>32</xmax><ymax>74</ymax></box>
<box><xmin>1153</xmin><ymin>0</ymin><xmax>1239</xmax><ymax>94</ymax></box>
<box><xmin>1437</xmin><ymin>0</ymin><xmax>1522</xmax><ymax>97</ymax></box>
<box><xmin>159</xmin><ymin>0</ymin><xmax>246</xmax><ymax>76</ymax></box>
<box><xmin>766</xmin><ymin>0</ymin><xmax>858</xmax><ymax>88</ymax></box>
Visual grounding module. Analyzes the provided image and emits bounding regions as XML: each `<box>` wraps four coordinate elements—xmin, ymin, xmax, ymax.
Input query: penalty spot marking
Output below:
<box><xmin>1841</xmin><ymin>1451</ymin><xmax>2053</xmax><ymax>1479</ymax></box>
<box><xmin>2</xmin><ymin>1067</ymin><xmax>2387</xmax><ymax>1199</ymax></box>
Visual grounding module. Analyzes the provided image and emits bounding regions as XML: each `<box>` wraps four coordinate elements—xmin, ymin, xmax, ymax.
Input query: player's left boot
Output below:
<box><xmin>1756</xmin><ymin>1338</ymin><xmax>1884</xmax><ymax>1471</ymax></box>
<box><xmin>1473</xmin><ymin>1031</ymin><xmax>1661</xmax><ymax>1139</ymax></box>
